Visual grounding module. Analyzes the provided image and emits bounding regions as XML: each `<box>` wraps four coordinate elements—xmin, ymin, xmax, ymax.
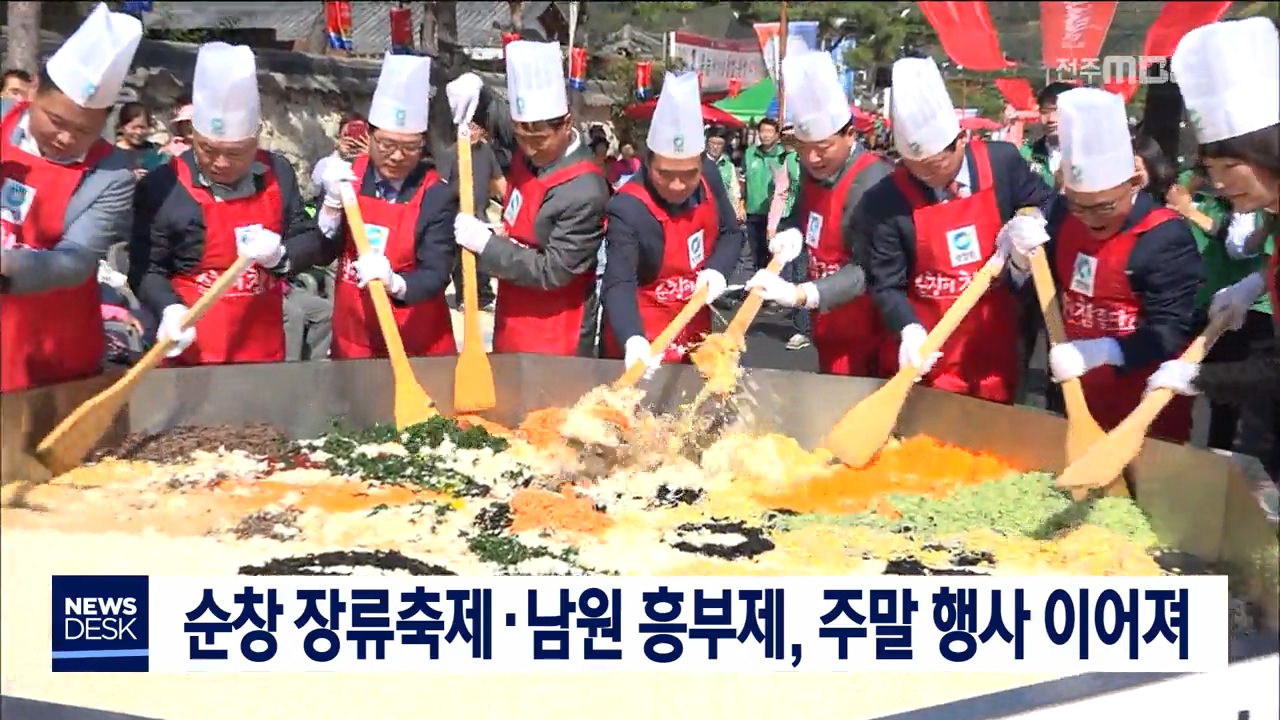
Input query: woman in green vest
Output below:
<box><xmin>1168</xmin><ymin>162</ymin><xmax>1276</xmax><ymax>454</ymax></box>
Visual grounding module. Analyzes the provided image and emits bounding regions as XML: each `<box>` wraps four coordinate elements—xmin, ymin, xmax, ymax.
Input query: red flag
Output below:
<box><xmin>1040</xmin><ymin>2</ymin><xmax>1118</xmax><ymax>72</ymax></box>
<box><xmin>994</xmin><ymin>78</ymin><xmax>1037</xmax><ymax>111</ymax></box>
<box><xmin>1103</xmin><ymin>1</ymin><xmax>1232</xmax><ymax>101</ymax></box>
<box><xmin>389</xmin><ymin>7</ymin><xmax>413</xmax><ymax>52</ymax></box>
<box><xmin>916</xmin><ymin>2</ymin><xmax>1009</xmax><ymax>71</ymax></box>
<box><xmin>728</xmin><ymin>77</ymin><xmax>742</xmax><ymax>97</ymax></box>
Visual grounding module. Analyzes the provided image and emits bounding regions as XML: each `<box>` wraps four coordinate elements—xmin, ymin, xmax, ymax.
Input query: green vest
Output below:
<box><xmin>1020</xmin><ymin>141</ymin><xmax>1056</xmax><ymax>189</ymax></box>
<box><xmin>1192</xmin><ymin>197</ymin><xmax>1273</xmax><ymax>314</ymax></box>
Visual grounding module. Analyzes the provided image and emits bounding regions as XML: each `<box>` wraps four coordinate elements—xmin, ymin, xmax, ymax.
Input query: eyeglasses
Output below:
<box><xmin>371</xmin><ymin>137</ymin><xmax>424</xmax><ymax>158</ymax></box>
<box><xmin>1066</xmin><ymin>196</ymin><xmax>1124</xmax><ymax>218</ymax></box>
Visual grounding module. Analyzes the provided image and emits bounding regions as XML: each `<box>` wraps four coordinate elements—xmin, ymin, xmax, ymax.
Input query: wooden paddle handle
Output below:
<box><xmin>455</xmin><ymin>130</ymin><xmax>485</xmax><ymax>347</ymax></box>
<box><xmin>725</xmin><ymin>257</ymin><xmax>785</xmax><ymax>342</ymax></box>
<box><xmin>114</xmin><ymin>256</ymin><xmax>256</xmax><ymax>385</ymax></box>
<box><xmin>916</xmin><ymin>252</ymin><xmax>1005</xmax><ymax>358</ymax></box>
<box><xmin>1126</xmin><ymin>316</ymin><xmax>1228</xmax><ymax>426</ymax></box>
<box><xmin>1028</xmin><ymin>250</ymin><xmax>1092</xmax><ymax>421</ymax></box>
<box><xmin>339</xmin><ymin>183</ymin><xmax>416</xmax><ymax>365</ymax></box>
<box><xmin>615</xmin><ymin>284</ymin><xmax>711</xmax><ymax>387</ymax></box>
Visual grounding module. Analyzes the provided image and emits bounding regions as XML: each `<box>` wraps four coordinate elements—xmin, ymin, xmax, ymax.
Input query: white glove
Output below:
<box><xmin>157</xmin><ymin>304</ymin><xmax>196</xmax><ymax>358</ymax></box>
<box><xmin>321</xmin><ymin>160</ymin><xmax>357</xmax><ymax>211</ymax></box>
<box><xmin>1048</xmin><ymin>338</ymin><xmax>1123</xmax><ymax>382</ymax></box>
<box><xmin>694</xmin><ymin>269</ymin><xmax>726</xmax><ymax>305</ymax></box>
<box><xmin>745</xmin><ymin>269</ymin><xmax>798</xmax><ymax>307</ymax></box>
<box><xmin>446</xmin><ymin>73</ymin><xmax>485</xmax><ymax>126</ymax></box>
<box><xmin>898</xmin><ymin>323</ymin><xmax>941</xmax><ymax>380</ymax></box>
<box><xmin>454</xmin><ymin>213</ymin><xmax>493</xmax><ymax>255</ymax></box>
<box><xmin>623</xmin><ymin>335</ymin><xmax>661</xmax><ymax>379</ymax></box>
<box><xmin>353</xmin><ymin>252</ymin><xmax>407</xmax><ymax>298</ymax></box>
<box><xmin>768</xmin><ymin>228</ymin><xmax>803</xmax><ymax>266</ymax></box>
<box><xmin>1145</xmin><ymin>359</ymin><xmax>1200</xmax><ymax>397</ymax></box>
<box><xmin>997</xmin><ymin>213</ymin><xmax>1050</xmax><ymax>272</ymax></box>
<box><xmin>237</xmin><ymin>226</ymin><xmax>284</xmax><ymax>269</ymax></box>
<box><xmin>1208</xmin><ymin>271</ymin><xmax>1266</xmax><ymax>332</ymax></box>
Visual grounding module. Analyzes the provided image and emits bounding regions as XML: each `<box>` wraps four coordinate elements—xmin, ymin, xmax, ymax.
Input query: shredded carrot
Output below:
<box><xmin>211</xmin><ymin>479</ymin><xmax>441</xmax><ymax>514</ymax></box>
<box><xmin>516</xmin><ymin>407</ymin><xmax>570</xmax><ymax>449</ymax></box>
<box><xmin>509</xmin><ymin>484</ymin><xmax>614</xmax><ymax>537</ymax></box>
<box><xmin>757</xmin><ymin>436</ymin><xmax>1015</xmax><ymax>515</ymax></box>
<box><xmin>453</xmin><ymin>415</ymin><xmax>515</xmax><ymax>438</ymax></box>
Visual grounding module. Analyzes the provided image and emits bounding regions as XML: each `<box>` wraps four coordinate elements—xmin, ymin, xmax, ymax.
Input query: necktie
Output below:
<box><xmin>377</xmin><ymin>180</ymin><xmax>397</xmax><ymax>202</ymax></box>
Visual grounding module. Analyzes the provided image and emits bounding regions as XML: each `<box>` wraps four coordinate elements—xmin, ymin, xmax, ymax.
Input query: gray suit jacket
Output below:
<box><xmin>1</xmin><ymin>97</ymin><xmax>136</xmax><ymax>295</ymax></box>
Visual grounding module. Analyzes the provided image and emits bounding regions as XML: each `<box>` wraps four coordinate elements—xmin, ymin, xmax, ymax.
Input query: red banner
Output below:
<box><xmin>389</xmin><ymin>7</ymin><xmax>413</xmax><ymax>52</ymax></box>
<box><xmin>324</xmin><ymin>1</ymin><xmax>353</xmax><ymax>52</ymax></box>
<box><xmin>1102</xmin><ymin>1</ymin><xmax>1232</xmax><ymax>101</ymax></box>
<box><xmin>917</xmin><ymin>2</ymin><xmax>1009</xmax><ymax>71</ymax></box>
<box><xmin>994</xmin><ymin>77</ymin><xmax>1037</xmax><ymax>111</ymax></box>
<box><xmin>1040</xmin><ymin>2</ymin><xmax>1118</xmax><ymax>70</ymax></box>
<box><xmin>635</xmin><ymin>61</ymin><xmax>652</xmax><ymax>101</ymax></box>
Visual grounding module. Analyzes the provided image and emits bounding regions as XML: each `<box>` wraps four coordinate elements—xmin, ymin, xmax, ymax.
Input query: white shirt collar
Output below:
<box><xmin>936</xmin><ymin>154</ymin><xmax>971</xmax><ymax>201</ymax></box>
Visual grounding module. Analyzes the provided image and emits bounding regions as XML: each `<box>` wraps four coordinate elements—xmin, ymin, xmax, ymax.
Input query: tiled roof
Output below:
<box><xmin>143</xmin><ymin>1</ymin><xmax>570</xmax><ymax>55</ymax></box>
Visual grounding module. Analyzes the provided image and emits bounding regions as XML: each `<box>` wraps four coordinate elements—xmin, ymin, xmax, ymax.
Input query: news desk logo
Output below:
<box><xmin>1047</xmin><ymin>57</ymin><xmax>1176</xmax><ymax>87</ymax></box>
<box><xmin>52</xmin><ymin>575</ymin><xmax>149</xmax><ymax>672</ymax></box>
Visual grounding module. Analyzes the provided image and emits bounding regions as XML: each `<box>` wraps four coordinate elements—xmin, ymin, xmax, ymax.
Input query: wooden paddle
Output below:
<box><xmin>1055</xmin><ymin>317</ymin><xmax>1229</xmax><ymax>491</ymax></box>
<box><xmin>722</xmin><ymin>256</ymin><xmax>785</xmax><ymax>345</ymax></box>
<box><xmin>34</xmin><ymin>256</ymin><xmax>256</xmax><ymax>476</ymax></box>
<box><xmin>614</xmin><ymin>285</ymin><xmax>711</xmax><ymax>388</ymax></box>
<box><xmin>1027</xmin><ymin>250</ymin><xmax>1122</xmax><ymax>500</ymax></box>
<box><xmin>339</xmin><ymin>183</ymin><xmax>438</xmax><ymax>428</ymax></box>
<box><xmin>452</xmin><ymin>130</ymin><xmax>497</xmax><ymax>413</ymax></box>
<box><xmin>822</xmin><ymin>250</ymin><xmax>1008</xmax><ymax>468</ymax></box>
<box><xmin>2</xmin><ymin>401</ymin><xmax>53</xmax><ymax>487</ymax></box>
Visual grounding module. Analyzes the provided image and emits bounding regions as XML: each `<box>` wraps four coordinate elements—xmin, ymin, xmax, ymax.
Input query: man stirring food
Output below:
<box><xmin>314</xmin><ymin>53</ymin><xmax>456</xmax><ymax>360</ymax></box>
<box><xmin>1006</xmin><ymin>87</ymin><xmax>1201</xmax><ymax>441</ymax></box>
<box><xmin>444</xmin><ymin>41</ymin><xmax>609</xmax><ymax>356</ymax></box>
<box><xmin>864</xmin><ymin>56</ymin><xmax>1055</xmax><ymax>403</ymax></box>
<box><xmin>598</xmin><ymin>71</ymin><xmax>744</xmax><ymax>374</ymax></box>
<box><xmin>1</xmin><ymin>3</ymin><xmax>141</xmax><ymax>392</ymax></box>
<box><xmin>745</xmin><ymin>50</ymin><xmax>894</xmax><ymax>377</ymax></box>
<box><xmin>130</xmin><ymin>42</ymin><xmax>330</xmax><ymax>366</ymax></box>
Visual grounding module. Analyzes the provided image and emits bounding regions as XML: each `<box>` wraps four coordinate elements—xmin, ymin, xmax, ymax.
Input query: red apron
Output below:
<box><xmin>493</xmin><ymin>155</ymin><xmax>603</xmax><ymax>355</ymax></box>
<box><xmin>802</xmin><ymin>151</ymin><xmax>886</xmax><ymax>377</ymax></box>
<box><xmin>331</xmin><ymin>156</ymin><xmax>455</xmax><ymax>359</ymax></box>
<box><xmin>1056</xmin><ymin>207</ymin><xmax>1193</xmax><ymax>442</ymax></box>
<box><xmin>885</xmin><ymin>140</ymin><xmax>1020</xmax><ymax>403</ymax></box>
<box><xmin>0</xmin><ymin>101</ymin><xmax>108</xmax><ymax>392</ymax></box>
<box><xmin>601</xmin><ymin>179</ymin><xmax>719</xmax><ymax>362</ymax></box>
<box><xmin>168</xmin><ymin>152</ymin><xmax>286</xmax><ymax>366</ymax></box>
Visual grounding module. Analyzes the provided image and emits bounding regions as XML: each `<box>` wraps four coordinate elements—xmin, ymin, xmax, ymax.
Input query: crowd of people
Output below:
<box><xmin>1</xmin><ymin>5</ymin><xmax>1276</xmax><ymax>493</ymax></box>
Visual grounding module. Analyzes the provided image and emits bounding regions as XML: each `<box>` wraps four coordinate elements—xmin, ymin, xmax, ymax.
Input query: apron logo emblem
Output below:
<box><xmin>945</xmin><ymin>224</ymin><xmax>981</xmax><ymax>268</ymax></box>
<box><xmin>1070</xmin><ymin>253</ymin><xmax>1098</xmax><ymax>297</ymax></box>
<box><xmin>686</xmin><ymin>229</ymin><xmax>705</xmax><ymax>269</ymax></box>
<box><xmin>1</xmin><ymin>179</ymin><xmax>36</xmax><ymax>225</ymax></box>
<box><xmin>673</xmin><ymin>135</ymin><xmax>685</xmax><ymax>153</ymax></box>
<box><xmin>210</xmin><ymin>117</ymin><xmax>224</xmax><ymax>135</ymax></box>
<box><xmin>503</xmin><ymin>189</ymin><xmax>523</xmax><ymax>225</ymax></box>
<box><xmin>805</xmin><ymin>211</ymin><xmax>823</xmax><ymax>249</ymax></box>
<box><xmin>365</xmin><ymin>225</ymin><xmax>390</xmax><ymax>254</ymax></box>
<box><xmin>394</xmin><ymin>108</ymin><xmax>406</xmax><ymax>127</ymax></box>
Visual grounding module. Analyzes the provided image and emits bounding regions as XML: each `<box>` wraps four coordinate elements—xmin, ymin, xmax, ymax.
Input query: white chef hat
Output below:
<box><xmin>782</xmin><ymin>50</ymin><xmax>852</xmax><ymax>143</ymax></box>
<box><xmin>505</xmin><ymin>40</ymin><xmax>568</xmax><ymax>123</ymax></box>
<box><xmin>891</xmin><ymin>57</ymin><xmax>960</xmax><ymax>160</ymax></box>
<box><xmin>368</xmin><ymin>53</ymin><xmax>432</xmax><ymax>134</ymax></box>
<box><xmin>192</xmin><ymin>42</ymin><xmax>261</xmax><ymax>142</ymax></box>
<box><xmin>1172</xmin><ymin>18</ymin><xmax>1279</xmax><ymax>144</ymax></box>
<box><xmin>1058</xmin><ymin>87</ymin><xmax>1135</xmax><ymax>193</ymax></box>
<box><xmin>647</xmin><ymin>72</ymin><xmax>704</xmax><ymax>159</ymax></box>
<box><xmin>45</xmin><ymin>3</ymin><xmax>142</xmax><ymax>110</ymax></box>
